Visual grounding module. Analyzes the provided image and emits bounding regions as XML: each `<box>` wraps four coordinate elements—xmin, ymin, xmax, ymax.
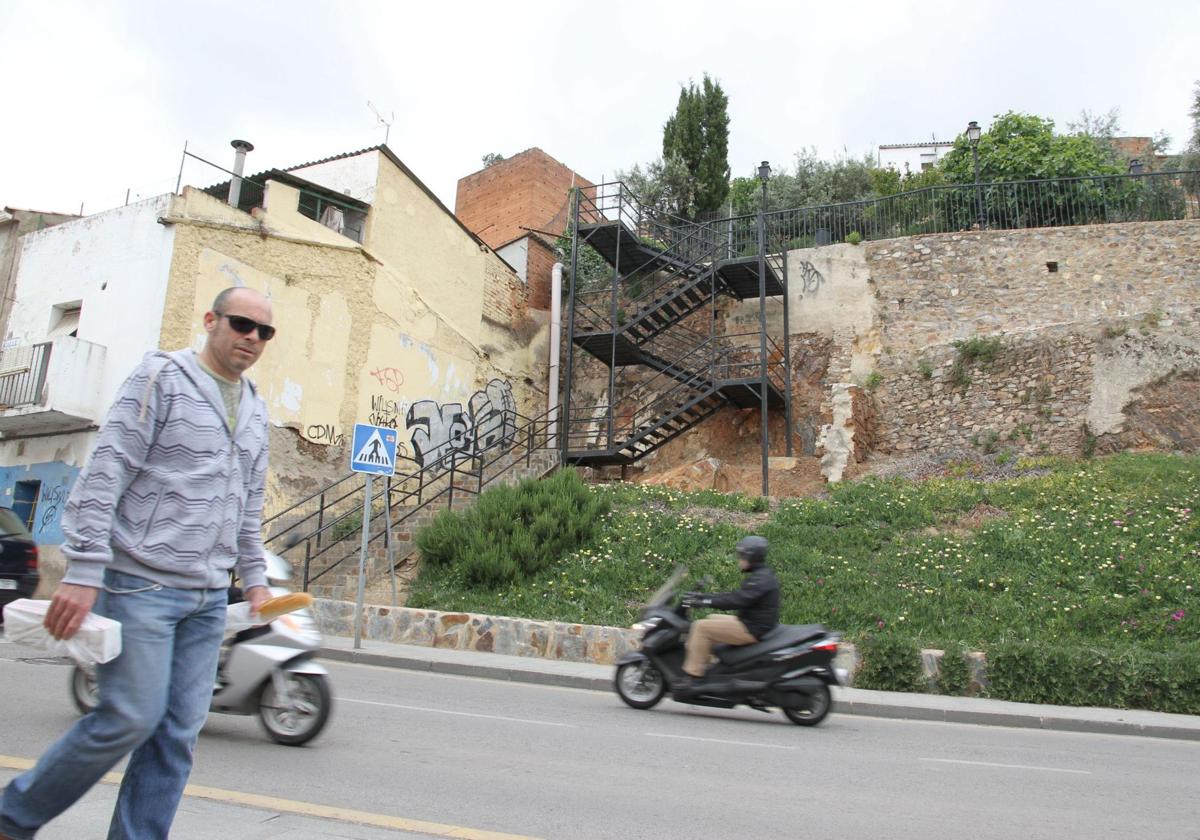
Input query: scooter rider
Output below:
<box><xmin>677</xmin><ymin>535</ymin><xmax>780</xmax><ymax>691</ymax></box>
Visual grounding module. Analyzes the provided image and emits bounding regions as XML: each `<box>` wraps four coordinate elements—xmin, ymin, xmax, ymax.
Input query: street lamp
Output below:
<box><xmin>1128</xmin><ymin>158</ymin><xmax>1145</xmax><ymax>175</ymax></box>
<box><xmin>966</xmin><ymin>120</ymin><xmax>984</xmax><ymax>230</ymax></box>
<box><xmin>758</xmin><ymin>160</ymin><xmax>771</xmax><ymax>212</ymax></box>
<box><xmin>755</xmin><ymin>160</ymin><xmax>771</xmax><ymax>497</ymax></box>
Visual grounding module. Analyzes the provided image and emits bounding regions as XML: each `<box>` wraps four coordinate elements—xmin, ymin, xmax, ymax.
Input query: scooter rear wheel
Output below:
<box><xmin>782</xmin><ymin>684</ymin><xmax>832</xmax><ymax>726</ymax></box>
<box><xmin>614</xmin><ymin>661</ymin><xmax>666</xmax><ymax>710</ymax></box>
<box><xmin>258</xmin><ymin>673</ymin><xmax>332</xmax><ymax>745</ymax></box>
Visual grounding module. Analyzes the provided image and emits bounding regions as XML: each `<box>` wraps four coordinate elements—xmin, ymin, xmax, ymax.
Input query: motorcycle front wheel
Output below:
<box><xmin>70</xmin><ymin>665</ymin><xmax>99</xmax><ymax>715</ymax></box>
<box><xmin>782</xmin><ymin>684</ymin><xmax>832</xmax><ymax>726</ymax></box>
<box><xmin>258</xmin><ymin>672</ymin><xmax>332</xmax><ymax>746</ymax></box>
<box><xmin>614</xmin><ymin>660</ymin><xmax>666</xmax><ymax>710</ymax></box>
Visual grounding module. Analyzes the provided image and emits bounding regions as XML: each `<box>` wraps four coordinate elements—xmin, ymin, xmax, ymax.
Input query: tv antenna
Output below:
<box><xmin>367</xmin><ymin>101</ymin><xmax>394</xmax><ymax>146</ymax></box>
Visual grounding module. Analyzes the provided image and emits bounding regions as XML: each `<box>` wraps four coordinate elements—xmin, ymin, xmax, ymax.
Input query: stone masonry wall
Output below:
<box><xmin>863</xmin><ymin>219</ymin><xmax>1200</xmax><ymax>458</ymax></box>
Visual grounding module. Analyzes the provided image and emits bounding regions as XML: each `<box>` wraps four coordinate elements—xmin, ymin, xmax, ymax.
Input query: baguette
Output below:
<box><xmin>256</xmin><ymin>592</ymin><xmax>314</xmax><ymax>621</ymax></box>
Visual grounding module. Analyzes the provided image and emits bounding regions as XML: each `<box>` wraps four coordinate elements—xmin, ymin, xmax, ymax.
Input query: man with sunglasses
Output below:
<box><xmin>2</xmin><ymin>287</ymin><xmax>275</xmax><ymax>840</ymax></box>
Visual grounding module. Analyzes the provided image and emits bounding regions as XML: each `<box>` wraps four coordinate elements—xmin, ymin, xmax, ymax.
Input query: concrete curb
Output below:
<box><xmin>319</xmin><ymin>637</ymin><xmax>1200</xmax><ymax>741</ymax></box>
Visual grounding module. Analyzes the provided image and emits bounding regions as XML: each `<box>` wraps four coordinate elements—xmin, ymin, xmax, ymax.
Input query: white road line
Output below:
<box><xmin>646</xmin><ymin>732</ymin><xmax>798</xmax><ymax>750</ymax></box>
<box><xmin>919</xmin><ymin>757</ymin><xmax>1092</xmax><ymax>775</ymax></box>
<box><xmin>340</xmin><ymin>697</ymin><xmax>575</xmax><ymax>728</ymax></box>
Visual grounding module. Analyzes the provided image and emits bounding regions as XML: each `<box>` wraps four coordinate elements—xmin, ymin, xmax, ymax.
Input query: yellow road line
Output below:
<box><xmin>0</xmin><ymin>755</ymin><xmax>542</xmax><ymax>840</ymax></box>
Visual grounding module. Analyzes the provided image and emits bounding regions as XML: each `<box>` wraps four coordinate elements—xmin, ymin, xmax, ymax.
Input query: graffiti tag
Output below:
<box><xmin>369</xmin><ymin>394</ymin><xmax>402</xmax><ymax>429</ymax></box>
<box><xmin>797</xmin><ymin>261</ymin><xmax>825</xmax><ymax>297</ymax></box>
<box><xmin>39</xmin><ymin>484</ymin><xmax>68</xmax><ymax>531</ymax></box>
<box><xmin>305</xmin><ymin>423</ymin><xmax>345</xmax><ymax>446</ymax></box>
<box><xmin>369</xmin><ymin>367</ymin><xmax>405</xmax><ymax>393</ymax></box>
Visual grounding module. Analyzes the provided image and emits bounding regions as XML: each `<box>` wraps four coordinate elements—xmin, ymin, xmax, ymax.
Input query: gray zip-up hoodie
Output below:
<box><xmin>61</xmin><ymin>349</ymin><xmax>269</xmax><ymax>591</ymax></box>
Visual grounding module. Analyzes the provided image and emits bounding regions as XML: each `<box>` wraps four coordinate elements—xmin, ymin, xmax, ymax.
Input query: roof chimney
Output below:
<box><xmin>228</xmin><ymin>139</ymin><xmax>254</xmax><ymax>208</ymax></box>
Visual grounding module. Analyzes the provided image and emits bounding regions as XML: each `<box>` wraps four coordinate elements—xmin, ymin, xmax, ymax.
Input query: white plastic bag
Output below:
<box><xmin>223</xmin><ymin>600</ymin><xmax>260</xmax><ymax>634</ymax></box>
<box><xmin>2</xmin><ymin>598</ymin><xmax>122</xmax><ymax>664</ymax></box>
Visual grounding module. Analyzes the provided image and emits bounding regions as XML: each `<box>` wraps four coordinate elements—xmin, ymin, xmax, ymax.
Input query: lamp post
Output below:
<box><xmin>756</xmin><ymin>160</ymin><xmax>771</xmax><ymax>498</ymax></box>
<box><xmin>758</xmin><ymin>160</ymin><xmax>771</xmax><ymax>212</ymax></box>
<box><xmin>966</xmin><ymin>120</ymin><xmax>983</xmax><ymax>230</ymax></box>
<box><xmin>1128</xmin><ymin>158</ymin><xmax>1145</xmax><ymax>175</ymax></box>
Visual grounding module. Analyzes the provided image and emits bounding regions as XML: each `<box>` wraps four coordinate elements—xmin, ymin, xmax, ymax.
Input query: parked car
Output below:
<box><xmin>0</xmin><ymin>507</ymin><xmax>39</xmax><ymax>623</ymax></box>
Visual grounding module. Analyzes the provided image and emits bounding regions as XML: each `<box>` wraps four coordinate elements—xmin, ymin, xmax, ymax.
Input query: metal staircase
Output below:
<box><xmin>563</xmin><ymin>182</ymin><xmax>793</xmax><ymax>468</ymax></box>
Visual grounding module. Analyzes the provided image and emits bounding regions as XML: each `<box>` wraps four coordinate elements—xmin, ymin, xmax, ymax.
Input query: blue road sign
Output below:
<box><xmin>350</xmin><ymin>423</ymin><xmax>398</xmax><ymax>476</ymax></box>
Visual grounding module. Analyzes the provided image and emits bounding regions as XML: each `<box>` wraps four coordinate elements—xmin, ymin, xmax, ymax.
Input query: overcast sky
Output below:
<box><xmin>2</xmin><ymin>0</ymin><xmax>1197</xmax><ymax>217</ymax></box>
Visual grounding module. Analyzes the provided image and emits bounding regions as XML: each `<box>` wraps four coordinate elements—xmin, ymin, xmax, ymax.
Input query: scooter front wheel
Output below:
<box><xmin>782</xmin><ymin>683</ymin><xmax>832</xmax><ymax>726</ymax></box>
<box><xmin>614</xmin><ymin>660</ymin><xmax>666</xmax><ymax>710</ymax></box>
<box><xmin>258</xmin><ymin>672</ymin><xmax>332</xmax><ymax>746</ymax></box>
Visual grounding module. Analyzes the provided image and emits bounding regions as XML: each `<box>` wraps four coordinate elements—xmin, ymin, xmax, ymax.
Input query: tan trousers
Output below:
<box><xmin>683</xmin><ymin>614</ymin><xmax>757</xmax><ymax>677</ymax></box>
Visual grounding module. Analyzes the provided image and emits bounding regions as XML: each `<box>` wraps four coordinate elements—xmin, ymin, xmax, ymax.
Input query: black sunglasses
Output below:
<box><xmin>215</xmin><ymin>312</ymin><xmax>276</xmax><ymax>341</ymax></box>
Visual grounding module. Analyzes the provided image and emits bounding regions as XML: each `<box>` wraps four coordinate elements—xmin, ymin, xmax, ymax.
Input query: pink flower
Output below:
<box><xmin>1171</xmin><ymin>610</ymin><xmax>1185</xmax><ymax>621</ymax></box>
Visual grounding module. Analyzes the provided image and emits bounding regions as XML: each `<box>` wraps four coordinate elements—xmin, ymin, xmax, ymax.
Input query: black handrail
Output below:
<box><xmin>266</xmin><ymin>402</ymin><xmax>564</xmax><ymax>592</ymax></box>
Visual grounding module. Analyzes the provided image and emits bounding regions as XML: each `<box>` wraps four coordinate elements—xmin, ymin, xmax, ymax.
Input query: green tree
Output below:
<box><xmin>482</xmin><ymin>153</ymin><xmax>505</xmax><ymax>168</ymax></box>
<box><xmin>939</xmin><ymin>112</ymin><xmax>1123</xmax><ymax>183</ymax></box>
<box><xmin>661</xmin><ymin>74</ymin><xmax>730</xmax><ymax>217</ymax></box>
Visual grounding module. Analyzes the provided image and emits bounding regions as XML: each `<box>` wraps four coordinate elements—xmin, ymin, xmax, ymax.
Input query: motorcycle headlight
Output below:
<box><xmin>632</xmin><ymin>616</ymin><xmax>663</xmax><ymax>632</ymax></box>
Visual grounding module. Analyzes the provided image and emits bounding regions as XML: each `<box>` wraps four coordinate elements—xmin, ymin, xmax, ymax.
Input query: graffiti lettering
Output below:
<box><xmin>797</xmin><ymin>261</ymin><xmax>825</xmax><ymax>297</ymax></box>
<box><xmin>406</xmin><ymin>401</ymin><xmax>470</xmax><ymax>466</ymax></box>
<box><xmin>469</xmin><ymin>379</ymin><xmax>517</xmax><ymax>452</ymax></box>
<box><xmin>39</xmin><ymin>484</ymin><xmax>68</xmax><ymax>531</ymax></box>
<box><xmin>405</xmin><ymin>379</ymin><xmax>516</xmax><ymax>468</ymax></box>
<box><xmin>305</xmin><ymin>423</ymin><xmax>345</xmax><ymax>446</ymax></box>
<box><xmin>369</xmin><ymin>367</ymin><xmax>405</xmax><ymax>393</ymax></box>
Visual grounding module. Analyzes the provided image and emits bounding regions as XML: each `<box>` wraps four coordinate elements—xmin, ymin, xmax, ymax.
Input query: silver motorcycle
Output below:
<box><xmin>70</xmin><ymin>550</ymin><xmax>332</xmax><ymax>746</ymax></box>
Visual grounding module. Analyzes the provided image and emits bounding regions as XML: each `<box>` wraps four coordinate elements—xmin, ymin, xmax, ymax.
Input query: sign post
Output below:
<box><xmin>348</xmin><ymin>423</ymin><xmax>398</xmax><ymax>649</ymax></box>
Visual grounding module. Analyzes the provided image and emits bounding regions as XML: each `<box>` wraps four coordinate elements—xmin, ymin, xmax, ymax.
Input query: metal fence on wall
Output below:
<box><xmin>757</xmin><ymin>170</ymin><xmax>1200</xmax><ymax>250</ymax></box>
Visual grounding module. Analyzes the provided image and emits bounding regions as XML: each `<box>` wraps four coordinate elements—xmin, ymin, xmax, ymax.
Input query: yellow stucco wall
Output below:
<box><xmin>154</xmin><ymin>160</ymin><xmax>549</xmax><ymax>513</ymax></box>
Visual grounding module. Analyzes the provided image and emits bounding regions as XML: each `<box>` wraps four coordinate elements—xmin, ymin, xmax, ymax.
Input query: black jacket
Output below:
<box><xmin>705</xmin><ymin>564</ymin><xmax>781</xmax><ymax>640</ymax></box>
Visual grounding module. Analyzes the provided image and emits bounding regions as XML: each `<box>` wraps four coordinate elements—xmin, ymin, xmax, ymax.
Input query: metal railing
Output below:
<box><xmin>0</xmin><ymin>342</ymin><xmax>51</xmax><ymax>409</ymax></box>
<box><xmin>762</xmin><ymin>170</ymin><xmax>1200</xmax><ymax>248</ymax></box>
<box><xmin>261</xmin><ymin>405</ymin><xmax>563</xmax><ymax>591</ymax></box>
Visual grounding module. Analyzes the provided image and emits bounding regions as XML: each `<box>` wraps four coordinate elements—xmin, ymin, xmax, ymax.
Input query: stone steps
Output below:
<box><xmin>306</xmin><ymin>448</ymin><xmax>560</xmax><ymax>602</ymax></box>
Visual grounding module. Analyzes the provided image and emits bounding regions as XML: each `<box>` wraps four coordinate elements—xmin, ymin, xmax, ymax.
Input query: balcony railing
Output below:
<box><xmin>0</xmin><ymin>342</ymin><xmax>50</xmax><ymax>408</ymax></box>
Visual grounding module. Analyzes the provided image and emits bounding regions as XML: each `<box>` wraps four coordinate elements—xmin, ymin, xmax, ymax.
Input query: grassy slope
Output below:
<box><xmin>407</xmin><ymin>454</ymin><xmax>1199</xmax><ymax>653</ymax></box>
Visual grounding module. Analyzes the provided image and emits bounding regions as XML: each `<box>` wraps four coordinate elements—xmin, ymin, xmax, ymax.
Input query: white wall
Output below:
<box><xmin>497</xmin><ymin>238</ymin><xmax>529</xmax><ymax>282</ymax></box>
<box><xmin>877</xmin><ymin>144</ymin><xmax>952</xmax><ymax>175</ymax></box>
<box><xmin>7</xmin><ymin>195</ymin><xmax>175</xmax><ymax>420</ymax></box>
<box><xmin>290</xmin><ymin>150</ymin><xmax>380</xmax><ymax>204</ymax></box>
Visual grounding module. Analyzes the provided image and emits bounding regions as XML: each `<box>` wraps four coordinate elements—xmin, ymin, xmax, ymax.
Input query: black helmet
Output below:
<box><xmin>735</xmin><ymin>535</ymin><xmax>768</xmax><ymax>566</ymax></box>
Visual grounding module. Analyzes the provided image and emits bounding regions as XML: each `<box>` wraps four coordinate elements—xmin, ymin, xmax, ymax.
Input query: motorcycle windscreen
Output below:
<box><xmin>645</xmin><ymin>565</ymin><xmax>688</xmax><ymax>609</ymax></box>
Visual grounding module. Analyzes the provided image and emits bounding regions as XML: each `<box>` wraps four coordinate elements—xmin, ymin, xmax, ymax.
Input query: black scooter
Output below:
<box><xmin>614</xmin><ymin>567</ymin><xmax>842</xmax><ymax>726</ymax></box>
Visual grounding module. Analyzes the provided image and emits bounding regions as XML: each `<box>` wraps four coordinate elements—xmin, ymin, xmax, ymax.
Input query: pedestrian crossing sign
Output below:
<box><xmin>350</xmin><ymin>423</ymin><xmax>398</xmax><ymax>476</ymax></box>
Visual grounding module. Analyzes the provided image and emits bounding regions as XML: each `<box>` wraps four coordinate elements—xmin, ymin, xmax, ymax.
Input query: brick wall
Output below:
<box><xmin>455</xmin><ymin>148</ymin><xmax>593</xmax><ymax>250</ymax></box>
<box><xmin>524</xmin><ymin>235</ymin><xmax>559</xmax><ymax>311</ymax></box>
<box><xmin>482</xmin><ymin>256</ymin><xmax>528</xmax><ymax>327</ymax></box>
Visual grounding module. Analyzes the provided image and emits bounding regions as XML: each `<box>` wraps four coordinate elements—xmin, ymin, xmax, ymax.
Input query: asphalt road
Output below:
<box><xmin>1</xmin><ymin>640</ymin><xmax>1198</xmax><ymax>839</ymax></box>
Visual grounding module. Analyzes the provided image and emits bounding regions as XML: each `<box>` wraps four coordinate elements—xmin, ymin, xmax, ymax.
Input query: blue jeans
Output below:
<box><xmin>1</xmin><ymin>569</ymin><xmax>226</xmax><ymax>839</ymax></box>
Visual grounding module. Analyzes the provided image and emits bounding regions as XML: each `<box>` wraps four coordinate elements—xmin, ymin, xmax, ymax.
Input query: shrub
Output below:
<box><xmin>863</xmin><ymin>371</ymin><xmax>883</xmax><ymax>391</ymax></box>
<box><xmin>953</xmin><ymin>336</ymin><xmax>1004</xmax><ymax>365</ymax></box>
<box><xmin>846</xmin><ymin>231</ymin><xmax>864</xmax><ymax>245</ymax></box>
<box><xmin>854</xmin><ymin>634</ymin><xmax>923</xmax><ymax>692</ymax></box>
<box><xmin>984</xmin><ymin>641</ymin><xmax>1200</xmax><ymax>714</ymax></box>
<box><xmin>935</xmin><ymin>645</ymin><xmax>972</xmax><ymax>696</ymax></box>
<box><xmin>415</xmin><ymin>468</ymin><xmax>610</xmax><ymax>587</ymax></box>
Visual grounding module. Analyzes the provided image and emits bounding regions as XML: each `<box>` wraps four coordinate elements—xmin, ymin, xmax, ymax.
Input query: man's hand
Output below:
<box><xmin>44</xmin><ymin>583</ymin><xmax>100</xmax><ymax>640</ymax></box>
<box><xmin>245</xmin><ymin>585</ymin><xmax>270</xmax><ymax>615</ymax></box>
